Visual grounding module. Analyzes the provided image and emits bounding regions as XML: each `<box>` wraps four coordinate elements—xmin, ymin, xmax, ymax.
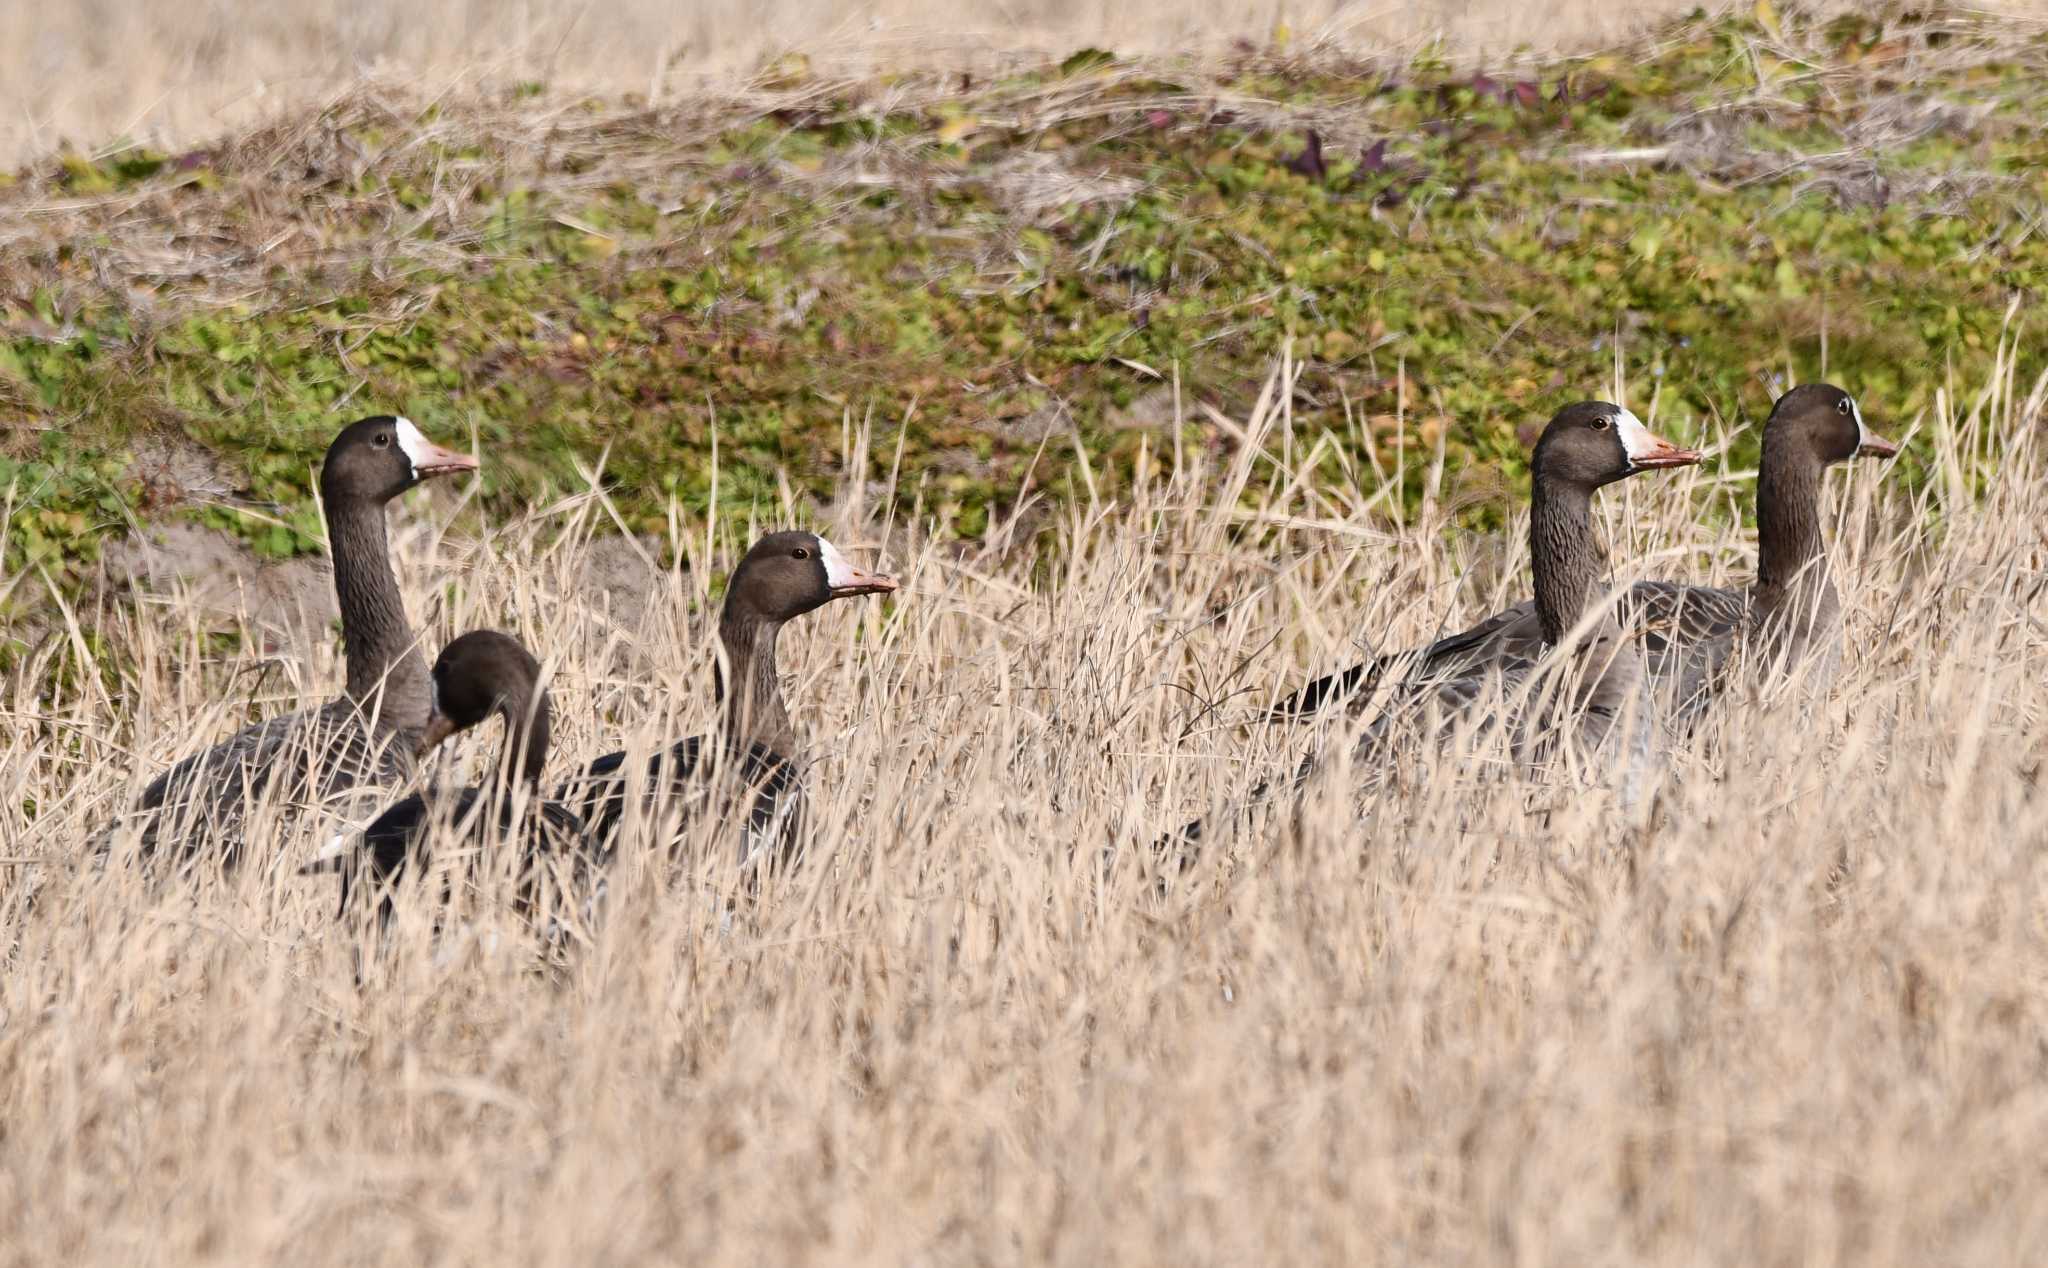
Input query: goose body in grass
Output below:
<box><xmin>107</xmin><ymin>416</ymin><xmax>477</xmax><ymax>866</ymax></box>
<box><xmin>556</xmin><ymin>530</ymin><xmax>896</xmax><ymax>875</ymax></box>
<box><xmin>1346</xmin><ymin>402</ymin><xmax>1704</xmax><ymax>769</ymax></box>
<box><xmin>1274</xmin><ymin>384</ymin><xmax>1896</xmax><ymax>730</ymax></box>
<box><xmin>1161</xmin><ymin>402</ymin><xmax>1700</xmax><ymax>856</ymax></box>
<box><xmin>312</xmin><ymin>630</ymin><xmax>590</xmax><ymax>931</ymax></box>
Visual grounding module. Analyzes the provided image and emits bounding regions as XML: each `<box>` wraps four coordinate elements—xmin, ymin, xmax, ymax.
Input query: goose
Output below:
<box><xmin>558</xmin><ymin>530</ymin><xmax>896</xmax><ymax>874</ymax></box>
<box><xmin>1159</xmin><ymin>402</ymin><xmax>1699</xmax><ymax>857</ymax></box>
<box><xmin>313</xmin><ymin>630</ymin><xmax>590</xmax><ymax>932</ymax></box>
<box><xmin>1350</xmin><ymin>401</ymin><xmax>1703</xmax><ymax>767</ymax></box>
<box><xmin>110</xmin><ymin>416</ymin><xmax>477</xmax><ymax>865</ymax></box>
<box><xmin>1273</xmin><ymin>384</ymin><xmax>1895</xmax><ymax>728</ymax></box>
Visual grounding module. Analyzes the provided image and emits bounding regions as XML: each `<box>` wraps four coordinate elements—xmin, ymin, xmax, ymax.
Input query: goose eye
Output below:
<box><xmin>793</xmin><ymin>547</ymin><xmax>810</xmax><ymax>560</ymax></box>
<box><xmin>373</xmin><ymin>432</ymin><xmax>391</xmax><ymax>447</ymax></box>
<box><xmin>1836</xmin><ymin>398</ymin><xmax>1851</xmax><ymax>414</ymax></box>
<box><xmin>1591</xmin><ymin>417</ymin><xmax>1611</xmax><ymax>431</ymax></box>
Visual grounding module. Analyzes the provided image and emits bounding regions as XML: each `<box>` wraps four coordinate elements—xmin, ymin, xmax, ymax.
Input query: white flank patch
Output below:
<box><xmin>311</xmin><ymin>832</ymin><xmax>353</xmax><ymax>865</ymax></box>
<box><xmin>393</xmin><ymin>416</ymin><xmax>429</xmax><ymax>479</ymax></box>
<box><xmin>1613</xmin><ymin>408</ymin><xmax>1661</xmax><ymax>462</ymax></box>
<box><xmin>816</xmin><ymin>535</ymin><xmax>862</xmax><ymax>588</ymax></box>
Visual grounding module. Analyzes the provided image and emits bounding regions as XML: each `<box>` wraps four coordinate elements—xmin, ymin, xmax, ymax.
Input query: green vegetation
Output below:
<box><xmin>1</xmin><ymin>5</ymin><xmax>2043</xmax><ymax>585</ymax></box>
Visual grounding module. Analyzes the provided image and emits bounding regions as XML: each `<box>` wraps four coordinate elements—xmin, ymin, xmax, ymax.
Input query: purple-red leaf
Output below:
<box><xmin>1283</xmin><ymin>129</ymin><xmax>1327</xmax><ymax>182</ymax></box>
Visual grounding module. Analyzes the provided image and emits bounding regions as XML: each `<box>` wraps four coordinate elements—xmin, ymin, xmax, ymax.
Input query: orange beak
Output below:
<box><xmin>818</xmin><ymin>537</ymin><xmax>899</xmax><ymax>600</ymax></box>
<box><xmin>414</xmin><ymin>441</ymin><xmax>479</xmax><ymax>479</ymax></box>
<box><xmin>827</xmin><ymin>557</ymin><xmax>901</xmax><ymax>594</ymax></box>
<box><xmin>416</xmin><ymin>710</ymin><xmax>460</xmax><ymax>756</ymax></box>
<box><xmin>396</xmin><ymin>418</ymin><xmax>480</xmax><ymax>480</ymax></box>
<box><xmin>1857</xmin><ymin>432</ymin><xmax>1900</xmax><ymax>460</ymax></box>
<box><xmin>1628</xmin><ymin>427</ymin><xmax>1704</xmax><ymax>470</ymax></box>
<box><xmin>1631</xmin><ymin>440</ymin><xmax>1703</xmax><ymax>468</ymax></box>
<box><xmin>1614</xmin><ymin>409</ymin><xmax>1703</xmax><ymax>471</ymax></box>
<box><xmin>829</xmin><ymin>565</ymin><xmax>899</xmax><ymax>599</ymax></box>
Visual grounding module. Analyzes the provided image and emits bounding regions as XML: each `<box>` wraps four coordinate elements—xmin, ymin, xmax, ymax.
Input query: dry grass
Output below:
<box><xmin>3</xmin><ymin>331</ymin><xmax>2046</xmax><ymax>1263</ymax></box>
<box><xmin>29</xmin><ymin>0</ymin><xmax>2048</xmax><ymax>170</ymax></box>
<box><xmin>0</xmin><ymin>0</ymin><xmax>1695</xmax><ymax>167</ymax></box>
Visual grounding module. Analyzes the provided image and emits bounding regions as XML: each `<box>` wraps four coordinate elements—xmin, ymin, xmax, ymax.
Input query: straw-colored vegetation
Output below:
<box><xmin>5</xmin><ymin>3</ymin><xmax>2048</xmax><ymax>1264</ymax></box>
<box><xmin>5</xmin><ymin>343</ymin><xmax>2047</xmax><ymax>1262</ymax></box>
<box><xmin>0</xmin><ymin>0</ymin><xmax>1788</xmax><ymax>169</ymax></box>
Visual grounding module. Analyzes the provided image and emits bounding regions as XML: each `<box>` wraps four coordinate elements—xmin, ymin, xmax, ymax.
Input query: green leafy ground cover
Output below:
<box><xmin>0</xmin><ymin>4</ymin><xmax>2041</xmax><ymax>588</ymax></box>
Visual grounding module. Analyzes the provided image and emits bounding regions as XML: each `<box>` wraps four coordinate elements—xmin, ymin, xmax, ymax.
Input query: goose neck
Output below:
<box><xmin>1755</xmin><ymin>445</ymin><xmax>1828</xmax><ymax>597</ymax></box>
<box><xmin>328</xmin><ymin>494</ymin><xmax>431</xmax><ymax>731</ymax></box>
<box><xmin>717</xmin><ymin>609</ymin><xmax>794</xmax><ymax>750</ymax></box>
<box><xmin>489</xmin><ymin>684</ymin><xmax>552</xmax><ymax>808</ymax></box>
<box><xmin>1530</xmin><ymin>474</ymin><xmax>1601</xmax><ymax>646</ymax></box>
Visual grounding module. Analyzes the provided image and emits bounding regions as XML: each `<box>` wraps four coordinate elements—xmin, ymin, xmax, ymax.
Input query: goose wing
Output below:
<box><xmin>116</xmin><ymin>699</ymin><xmax>415</xmax><ymax>865</ymax></box>
<box><xmin>1614</xmin><ymin>581</ymin><xmax>1745</xmax><ymax>727</ymax></box>
<box><xmin>1284</xmin><ymin>578</ymin><xmax>1748</xmax><ymax>728</ymax></box>
<box><xmin>556</xmin><ymin>736</ymin><xmax>805</xmax><ymax>870</ymax></box>
<box><xmin>554</xmin><ymin>735</ymin><xmax>712</xmax><ymax>856</ymax></box>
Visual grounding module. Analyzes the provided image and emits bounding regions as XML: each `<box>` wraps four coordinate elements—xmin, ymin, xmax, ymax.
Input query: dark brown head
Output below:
<box><xmin>418</xmin><ymin>630</ymin><xmax>544</xmax><ymax>756</ymax></box>
<box><xmin>1763</xmin><ymin>384</ymin><xmax>1897</xmax><ymax>467</ymax></box>
<box><xmin>722</xmin><ymin>530</ymin><xmax>898</xmax><ymax>625</ymax></box>
<box><xmin>1531</xmin><ymin>402</ymin><xmax>1702</xmax><ymax>490</ymax></box>
<box><xmin>319</xmin><ymin>416</ymin><xmax>479</xmax><ymax>507</ymax></box>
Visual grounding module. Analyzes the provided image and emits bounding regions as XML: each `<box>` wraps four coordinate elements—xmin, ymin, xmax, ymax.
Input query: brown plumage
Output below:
<box><xmin>1275</xmin><ymin>384</ymin><xmax>1896</xmax><ymax>729</ymax></box>
<box><xmin>1354</xmin><ymin>402</ymin><xmax>1701</xmax><ymax>768</ymax></box>
<box><xmin>315</xmin><ymin>630</ymin><xmax>590</xmax><ymax>935</ymax></box>
<box><xmin>107</xmin><ymin>416</ymin><xmax>477</xmax><ymax>868</ymax></box>
<box><xmin>1163</xmin><ymin>402</ymin><xmax>1699</xmax><ymax>855</ymax></box>
<box><xmin>557</xmin><ymin>530</ymin><xmax>897</xmax><ymax>876</ymax></box>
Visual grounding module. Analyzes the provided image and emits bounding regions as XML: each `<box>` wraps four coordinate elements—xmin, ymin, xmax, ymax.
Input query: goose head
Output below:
<box><xmin>723</xmin><ymin>531</ymin><xmax>898</xmax><ymax>624</ymax></box>
<box><xmin>418</xmin><ymin>630</ymin><xmax>543</xmax><ymax>754</ymax></box>
<box><xmin>320</xmin><ymin>415</ymin><xmax>479</xmax><ymax>506</ymax></box>
<box><xmin>1764</xmin><ymin>384</ymin><xmax>1898</xmax><ymax>466</ymax></box>
<box><xmin>1532</xmin><ymin>402</ymin><xmax>1702</xmax><ymax>489</ymax></box>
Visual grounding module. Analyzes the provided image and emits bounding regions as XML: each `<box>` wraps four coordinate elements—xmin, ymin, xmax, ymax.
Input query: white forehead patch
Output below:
<box><xmin>393</xmin><ymin>417</ymin><xmax>429</xmax><ymax>478</ymax></box>
<box><xmin>1612</xmin><ymin>408</ymin><xmax>1661</xmax><ymax>462</ymax></box>
<box><xmin>1848</xmin><ymin>395</ymin><xmax>1874</xmax><ymax>446</ymax></box>
<box><xmin>815</xmin><ymin>536</ymin><xmax>862</xmax><ymax>588</ymax></box>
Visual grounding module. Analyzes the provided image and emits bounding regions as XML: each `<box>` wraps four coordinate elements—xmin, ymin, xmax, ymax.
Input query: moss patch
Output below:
<box><xmin>1</xmin><ymin>5</ymin><xmax>2043</xmax><ymax>586</ymax></box>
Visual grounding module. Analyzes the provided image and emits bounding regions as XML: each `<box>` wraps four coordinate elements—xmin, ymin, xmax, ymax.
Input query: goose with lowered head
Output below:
<box><xmin>311</xmin><ymin>630</ymin><xmax>589</xmax><ymax>932</ymax></box>
<box><xmin>108</xmin><ymin>416</ymin><xmax>477</xmax><ymax>867</ymax></box>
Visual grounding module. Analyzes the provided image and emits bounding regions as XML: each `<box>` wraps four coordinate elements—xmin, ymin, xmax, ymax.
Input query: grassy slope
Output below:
<box><xmin>0</xmin><ymin>5</ymin><xmax>2041</xmax><ymax>587</ymax></box>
